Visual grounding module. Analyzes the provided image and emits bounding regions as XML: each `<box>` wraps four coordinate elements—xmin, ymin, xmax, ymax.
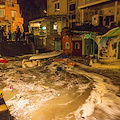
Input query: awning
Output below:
<box><xmin>99</xmin><ymin>27</ymin><xmax>120</xmax><ymax>44</ymax></box>
<box><xmin>29</xmin><ymin>17</ymin><xmax>46</xmax><ymax>23</ymax></box>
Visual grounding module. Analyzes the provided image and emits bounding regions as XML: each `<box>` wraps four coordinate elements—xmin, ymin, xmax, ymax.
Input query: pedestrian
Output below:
<box><xmin>22</xmin><ymin>32</ymin><xmax>25</xmax><ymax>42</ymax></box>
<box><xmin>8</xmin><ymin>30</ymin><xmax>12</xmax><ymax>41</ymax></box>
<box><xmin>17</xmin><ymin>26</ymin><xmax>21</xmax><ymax>41</ymax></box>
<box><xmin>29</xmin><ymin>31</ymin><xmax>34</xmax><ymax>43</ymax></box>
<box><xmin>3</xmin><ymin>31</ymin><xmax>7</xmax><ymax>41</ymax></box>
<box><xmin>1</xmin><ymin>27</ymin><xmax>4</xmax><ymax>41</ymax></box>
<box><xmin>0</xmin><ymin>26</ymin><xmax>2</xmax><ymax>42</ymax></box>
<box><xmin>15</xmin><ymin>30</ymin><xmax>18</xmax><ymax>41</ymax></box>
<box><xmin>15</xmin><ymin>26</ymin><xmax>21</xmax><ymax>41</ymax></box>
<box><xmin>23</xmin><ymin>32</ymin><xmax>25</xmax><ymax>39</ymax></box>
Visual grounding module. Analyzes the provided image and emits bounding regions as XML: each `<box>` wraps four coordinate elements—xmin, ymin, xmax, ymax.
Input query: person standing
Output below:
<box><xmin>8</xmin><ymin>30</ymin><xmax>12</xmax><ymax>41</ymax></box>
<box><xmin>3</xmin><ymin>31</ymin><xmax>7</xmax><ymax>41</ymax></box>
<box><xmin>22</xmin><ymin>32</ymin><xmax>25</xmax><ymax>42</ymax></box>
<box><xmin>1</xmin><ymin>27</ymin><xmax>4</xmax><ymax>41</ymax></box>
<box><xmin>17</xmin><ymin>26</ymin><xmax>21</xmax><ymax>41</ymax></box>
<box><xmin>15</xmin><ymin>26</ymin><xmax>21</xmax><ymax>41</ymax></box>
<box><xmin>0</xmin><ymin>26</ymin><xmax>2</xmax><ymax>42</ymax></box>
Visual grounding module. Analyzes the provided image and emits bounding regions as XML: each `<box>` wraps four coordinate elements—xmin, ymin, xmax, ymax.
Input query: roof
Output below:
<box><xmin>102</xmin><ymin>27</ymin><xmax>120</xmax><ymax>38</ymax></box>
<box><xmin>99</xmin><ymin>27</ymin><xmax>120</xmax><ymax>44</ymax></box>
<box><xmin>29</xmin><ymin>17</ymin><xmax>47</xmax><ymax>23</ymax></box>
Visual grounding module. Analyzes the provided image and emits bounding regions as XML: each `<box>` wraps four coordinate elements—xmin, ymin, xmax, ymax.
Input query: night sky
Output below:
<box><xmin>18</xmin><ymin>0</ymin><xmax>47</xmax><ymax>31</ymax></box>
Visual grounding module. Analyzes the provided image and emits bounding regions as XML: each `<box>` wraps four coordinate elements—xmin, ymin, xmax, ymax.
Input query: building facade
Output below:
<box><xmin>47</xmin><ymin>0</ymin><xmax>120</xmax><ymax>29</ymax></box>
<box><xmin>78</xmin><ymin>0</ymin><xmax>120</xmax><ymax>28</ymax></box>
<box><xmin>0</xmin><ymin>0</ymin><xmax>23</xmax><ymax>33</ymax></box>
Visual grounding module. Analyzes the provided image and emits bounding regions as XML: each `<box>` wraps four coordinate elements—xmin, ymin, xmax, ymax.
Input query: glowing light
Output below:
<box><xmin>42</xmin><ymin>26</ymin><xmax>46</xmax><ymax>30</ymax></box>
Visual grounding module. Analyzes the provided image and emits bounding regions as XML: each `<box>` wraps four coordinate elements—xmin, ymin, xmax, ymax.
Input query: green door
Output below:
<box><xmin>55</xmin><ymin>40</ymin><xmax>61</xmax><ymax>50</ymax></box>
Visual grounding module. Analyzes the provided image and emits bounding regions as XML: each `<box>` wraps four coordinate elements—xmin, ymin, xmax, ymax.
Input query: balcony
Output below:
<box><xmin>0</xmin><ymin>16</ymin><xmax>13</xmax><ymax>21</ymax></box>
<box><xmin>0</xmin><ymin>0</ymin><xmax>5</xmax><ymax>8</ymax></box>
<box><xmin>78</xmin><ymin>0</ymin><xmax>110</xmax><ymax>9</ymax></box>
<box><xmin>8</xmin><ymin>3</ymin><xmax>14</xmax><ymax>7</ymax></box>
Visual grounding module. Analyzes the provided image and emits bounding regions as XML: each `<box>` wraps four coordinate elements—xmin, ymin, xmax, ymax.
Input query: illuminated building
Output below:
<box><xmin>0</xmin><ymin>0</ymin><xmax>23</xmax><ymax>33</ymax></box>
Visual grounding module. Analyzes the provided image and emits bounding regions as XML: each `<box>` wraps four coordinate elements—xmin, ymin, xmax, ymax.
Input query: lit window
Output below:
<box><xmin>69</xmin><ymin>3</ymin><xmax>76</xmax><ymax>11</ymax></box>
<box><xmin>53</xmin><ymin>22</ymin><xmax>57</xmax><ymax>30</ymax></box>
<box><xmin>0</xmin><ymin>9</ymin><xmax>5</xmax><ymax>17</ymax></box>
<box><xmin>55</xmin><ymin>2</ymin><xmax>60</xmax><ymax>12</ymax></box>
<box><xmin>12</xmin><ymin>11</ymin><xmax>16</xmax><ymax>17</ymax></box>
<box><xmin>65</xmin><ymin>42</ymin><xmax>70</xmax><ymax>49</ymax></box>
<box><xmin>75</xmin><ymin>42</ymin><xmax>80</xmax><ymax>49</ymax></box>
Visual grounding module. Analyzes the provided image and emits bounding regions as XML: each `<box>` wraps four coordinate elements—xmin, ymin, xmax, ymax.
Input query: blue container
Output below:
<box><xmin>57</xmin><ymin>67</ymin><xmax>62</xmax><ymax>71</ymax></box>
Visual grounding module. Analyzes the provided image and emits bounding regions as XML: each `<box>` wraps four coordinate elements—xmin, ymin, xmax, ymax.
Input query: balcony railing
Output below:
<box><xmin>0</xmin><ymin>0</ymin><xmax>5</xmax><ymax>3</ymax></box>
<box><xmin>0</xmin><ymin>0</ymin><xmax>5</xmax><ymax>5</ymax></box>
<box><xmin>0</xmin><ymin>0</ymin><xmax>5</xmax><ymax>2</ymax></box>
<box><xmin>78</xmin><ymin>0</ymin><xmax>110</xmax><ymax>9</ymax></box>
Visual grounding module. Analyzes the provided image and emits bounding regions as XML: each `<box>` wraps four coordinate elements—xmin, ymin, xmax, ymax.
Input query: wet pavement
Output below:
<box><xmin>0</xmin><ymin>56</ymin><xmax>120</xmax><ymax>120</ymax></box>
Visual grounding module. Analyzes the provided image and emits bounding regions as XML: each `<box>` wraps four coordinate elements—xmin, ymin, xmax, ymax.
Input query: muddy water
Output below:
<box><xmin>1</xmin><ymin>58</ymin><xmax>120</xmax><ymax>120</ymax></box>
<box><xmin>1</xmin><ymin>64</ymin><xmax>92</xmax><ymax>120</ymax></box>
<box><xmin>30</xmin><ymin>87</ymin><xmax>92</xmax><ymax>120</ymax></box>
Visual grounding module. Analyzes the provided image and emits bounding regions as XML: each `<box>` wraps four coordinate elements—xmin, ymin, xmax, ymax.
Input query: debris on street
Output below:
<box><xmin>0</xmin><ymin>55</ymin><xmax>120</xmax><ymax>120</ymax></box>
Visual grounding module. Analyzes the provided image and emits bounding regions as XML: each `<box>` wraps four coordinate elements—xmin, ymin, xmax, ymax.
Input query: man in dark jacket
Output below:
<box><xmin>0</xmin><ymin>26</ymin><xmax>2</xmax><ymax>42</ymax></box>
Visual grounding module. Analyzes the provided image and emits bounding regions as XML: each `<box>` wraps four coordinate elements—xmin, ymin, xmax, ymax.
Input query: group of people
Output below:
<box><xmin>0</xmin><ymin>26</ymin><xmax>25</xmax><ymax>42</ymax></box>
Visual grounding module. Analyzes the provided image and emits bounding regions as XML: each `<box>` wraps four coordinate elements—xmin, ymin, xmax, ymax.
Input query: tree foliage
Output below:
<box><xmin>18</xmin><ymin>0</ymin><xmax>47</xmax><ymax>31</ymax></box>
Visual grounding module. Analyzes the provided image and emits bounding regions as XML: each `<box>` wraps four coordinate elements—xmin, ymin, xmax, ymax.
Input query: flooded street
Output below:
<box><xmin>0</xmin><ymin>56</ymin><xmax>120</xmax><ymax>120</ymax></box>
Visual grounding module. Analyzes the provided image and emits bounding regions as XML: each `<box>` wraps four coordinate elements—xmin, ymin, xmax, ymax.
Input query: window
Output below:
<box><xmin>12</xmin><ymin>11</ymin><xmax>16</xmax><ymax>17</ymax></box>
<box><xmin>72</xmin><ymin>15</ymin><xmax>76</xmax><ymax>19</ymax></box>
<box><xmin>72</xmin><ymin>22</ymin><xmax>76</xmax><ymax>28</ymax></box>
<box><xmin>55</xmin><ymin>2</ymin><xmax>60</xmax><ymax>12</ymax></box>
<box><xmin>0</xmin><ymin>9</ymin><xmax>5</xmax><ymax>17</ymax></box>
<box><xmin>75</xmin><ymin>42</ymin><xmax>80</xmax><ymax>49</ymax></box>
<box><xmin>110</xmin><ymin>15</ymin><xmax>114</xmax><ymax>22</ymax></box>
<box><xmin>69</xmin><ymin>3</ymin><xmax>76</xmax><ymax>11</ymax></box>
<box><xmin>53</xmin><ymin>22</ymin><xmax>57</xmax><ymax>30</ymax></box>
<box><xmin>65</xmin><ymin>42</ymin><xmax>70</xmax><ymax>49</ymax></box>
<box><xmin>7</xmin><ymin>0</ymin><xmax>12</xmax><ymax>7</ymax></box>
<box><xmin>6</xmin><ymin>0</ymin><xmax>11</xmax><ymax>2</ymax></box>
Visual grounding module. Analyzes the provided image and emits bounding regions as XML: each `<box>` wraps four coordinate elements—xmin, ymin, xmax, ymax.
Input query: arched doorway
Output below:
<box><xmin>72</xmin><ymin>41</ymin><xmax>82</xmax><ymax>56</ymax></box>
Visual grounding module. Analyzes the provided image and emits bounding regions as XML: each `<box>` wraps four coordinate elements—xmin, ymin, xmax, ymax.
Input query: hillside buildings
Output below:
<box><xmin>0</xmin><ymin>0</ymin><xmax>23</xmax><ymax>33</ymax></box>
